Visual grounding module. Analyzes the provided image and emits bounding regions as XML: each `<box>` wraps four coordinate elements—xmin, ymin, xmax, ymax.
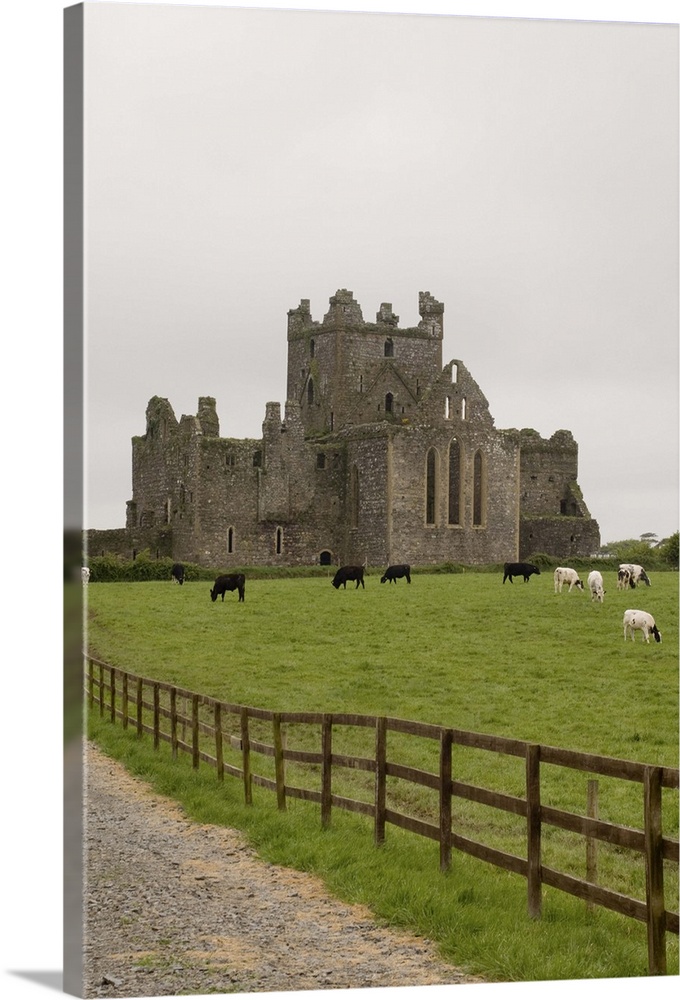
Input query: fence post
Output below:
<box><xmin>439</xmin><ymin>728</ymin><xmax>453</xmax><ymax>872</ymax></box>
<box><xmin>136</xmin><ymin>678</ymin><xmax>143</xmax><ymax>737</ymax></box>
<box><xmin>99</xmin><ymin>663</ymin><xmax>104</xmax><ymax>717</ymax></box>
<box><xmin>374</xmin><ymin>716</ymin><xmax>387</xmax><ymax>846</ymax></box>
<box><xmin>170</xmin><ymin>688</ymin><xmax>178</xmax><ymax>758</ymax></box>
<box><xmin>87</xmin><ymin>659</ymin><xmax>94</xmax><ymax>712</ymax></box>
<box><xmin>153</xmin><ymin>683</ymin><xmax>161</xmax><ymax>750</ymax></box>
<box><xmin>122</xmin><ymin>671</ymin><xmax>129</xmax><ymax>730</ymax></box>
<box><xmin>526</xmin><ymin>743</ymin><xmax>542</xmax><ymax>919</ymax></box>
<box><xmin>273</xmin><ymin>714</ymin><xmax>286</xmax><ymax>811</ymax></box>
<box><xmin>110</xmin><ymin>669</ymin><xmax>116</xmax><ymax>724</ymax></box>
<box><xmin>321</xmin><ymin>714</ymin><xmax>333</xmax><ymax>829</ymax></box>
<box><xmin>644</xmin><ymin>765</ymin><xmax>666</xmax><ymax>975</ymax></box>
<box><xmin>191</xmin><ymin>694</ymin><xmax>200</xmax><ymax>768</ymax></box>
<box><xmin>214</xmin><ymin>702</ymin><xmax>223</xmax><ymax>780</ymax></box>
<box><xmin>240</xmin><ymin>706</ymin><xmax>252</xmax><ymax>805</ymax></box>
<box><xmin>586</xmin><ymin>779</ymin><xmax>599</xmax><ymax>912</ymax></box>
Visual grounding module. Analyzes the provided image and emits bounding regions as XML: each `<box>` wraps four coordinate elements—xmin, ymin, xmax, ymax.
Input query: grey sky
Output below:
<box><xmin>83</xmin><ymin>0</ymin><xmax>678</xmax><ymax>545</ymax></box>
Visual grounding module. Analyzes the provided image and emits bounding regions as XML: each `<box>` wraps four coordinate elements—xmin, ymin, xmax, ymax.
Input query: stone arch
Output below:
<box><xmin>473</xmin><ymin>450</ymin><xmax>486</xmax><ymax>527</ymax></box>
<box><xmin>448</xmin><ymin>438</ymin><xmax>462</xmax><ymax>525</ymax></box>
<box><xmin>425</xmin><ymin>447</ymin><xmax>439</xmax><ymax>525</ymax></box>
<box><xmin>350</xmin><ymin>464</ymin><xmax>360</xmax><ymax>528</ymax></box>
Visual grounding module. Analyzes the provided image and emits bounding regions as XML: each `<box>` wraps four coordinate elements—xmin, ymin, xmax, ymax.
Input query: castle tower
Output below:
<box><xmin>286</xmin><ymin>289</ymin><xmax>444</xmax><ymax>436</ymax></box>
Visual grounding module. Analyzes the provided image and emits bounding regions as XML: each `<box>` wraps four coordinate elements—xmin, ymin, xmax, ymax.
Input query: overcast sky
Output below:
<box><xmin>80</xmin><ymin>1</ymin><xmax>678</xmax><ymax>547</ymax></box>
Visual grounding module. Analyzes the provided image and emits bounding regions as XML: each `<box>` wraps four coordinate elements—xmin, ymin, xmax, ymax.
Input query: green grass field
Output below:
<box><xmin>86</xmin><ymin>567</ymin><xmax>679</xmax><ymax>983</ymax></box>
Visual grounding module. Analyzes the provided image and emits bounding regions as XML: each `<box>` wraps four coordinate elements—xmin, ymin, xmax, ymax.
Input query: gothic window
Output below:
<box><xmin>385</xmin><ymin>392</ymin><xmax>393</xmax><ymax>414</ymax></box>
<box><xmin>426</xmin><ymin>448</ymin><xmax>438</xmax><ymax>525</ymax></box>
<box><xmin>351</xmin><ymin>465</ymin><xmax>359</xmax><ymax>528</ymax></box>
<box><xmin>384</xmin><ymin>338</ymin><xmax>394</xmax><ymax>357</ymax></box>
<box><xmin>307</xmin><ymin>378</ymin><xmax>314</xmax><ymax>405</ymax></box>
<box><xmin>451</xmin><ymin>363</ymin><xmax>458</xmax><ymax>383</ymax></box>
<box><xmin>473</xmin><ymin>450</ymin><xmax>485</xmax><ymax>527</ymax></box>
<box><xmin>228</xmin><ymin>527</ymin><xmax>234</xmax><ymax>553</ymax></box>
<box><xmin>276</xmin><ymin>527</ymin><xmax>283</xmax><ymax>554</ymax></box>
<box><xmin>461</xmin><ymin>397</ymin><xmax>467</xmax><ymax>420</ymax></box>
<box><xmin>445</xmin><ymin>396</ymin><xmax>451</xmax><ymax>419</ymax></box>
<box><xmin>448</xmin><ymin>439</ymin><xmax>461</xmax><ymax>525</ymax></box>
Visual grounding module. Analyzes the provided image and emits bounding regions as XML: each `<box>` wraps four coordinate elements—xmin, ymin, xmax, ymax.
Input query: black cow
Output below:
<box><xmin>210</xmin><ymin>573</ymin><xmax>246</xmax><ymax>602</ymax></box>
<box><xmin>381</xmin><ymin>564</ymin><xmax>411</xmax><ymax>584</ymax></box>
<box><xmin>171</xmin><ymin>563</ymin><xmax>185</xmax><ymax>585</ymax></box>
<box><xmin>332</xmin><ymin>565</ymin><xmax>365</xmax><ymax>590</ymax></box>
<box><xmin>502</xmin><ymin>562</ymin><xmax>541</xmax><ymax>584</ymax></box>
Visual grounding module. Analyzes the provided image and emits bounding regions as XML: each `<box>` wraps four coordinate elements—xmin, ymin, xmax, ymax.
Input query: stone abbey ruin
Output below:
<box><xmin>89</xmin><ymin>289</ymin><xmax>600</xmax><ymax>568</ymax></box>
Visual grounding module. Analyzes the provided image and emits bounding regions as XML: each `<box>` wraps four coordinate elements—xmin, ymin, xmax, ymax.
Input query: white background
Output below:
<box><xmin>1</xmin><ymin>3</ymin><xmax>677</xmax><ymax>1000</ymax></box>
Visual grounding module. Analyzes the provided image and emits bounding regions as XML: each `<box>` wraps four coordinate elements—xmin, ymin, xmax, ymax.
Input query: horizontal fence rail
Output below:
<box><xmin>85</xmin><ymin>654</ymin><xmax>679</xmax><ymax>976</ymax></box>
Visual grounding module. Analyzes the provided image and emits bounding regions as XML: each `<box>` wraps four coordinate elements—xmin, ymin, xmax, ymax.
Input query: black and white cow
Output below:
<box><xmin>171</xmin><ymin>563</ymin><xmax>185</xmax><ymax>585</ymax></box>
<box><xmin>332</xmin><ymin>565</ymin><xmax>365</xmax><ymax>590</ymax></box>
<box><xmin>380</xmin><ymin>564</ymin><xmax>411</xmax><ymax>584</ymax></box>
<box><xmin>619</xmin><ymin>563</ymin><xmax>651</xmax><ymax>588</ymax></box>
<box><xmin>623</xmin><ymin>609</ymin><xmax>661</xmax><ymax>643</ymax></box>
<box><xmin>210</xmin><ymin>573</ymin><xmax>246</xmax><ymax>602</ymax></box>
<box><xmin>502</xmin><ymin>562</ymin><xmax>540</xmax><ymax>584</ymax></box>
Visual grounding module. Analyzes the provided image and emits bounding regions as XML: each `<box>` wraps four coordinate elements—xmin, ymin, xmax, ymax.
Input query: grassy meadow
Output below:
<box><xmin>86</xmin><ymin>566</ymin><xmax>679</xmax><ymax>983</ymax></box>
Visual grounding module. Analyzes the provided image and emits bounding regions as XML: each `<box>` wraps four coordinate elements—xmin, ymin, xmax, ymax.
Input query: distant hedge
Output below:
<box><xmin>85</xmin><ymin>538</ymin><xmax>677</xmax><ymax>584</ymax></box>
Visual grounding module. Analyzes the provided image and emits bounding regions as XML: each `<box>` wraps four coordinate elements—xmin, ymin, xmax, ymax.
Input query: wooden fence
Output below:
<box><xmin>85</xmin><ymin>654</ymin><xmax>679</xmax><ymax>975</ymax></box>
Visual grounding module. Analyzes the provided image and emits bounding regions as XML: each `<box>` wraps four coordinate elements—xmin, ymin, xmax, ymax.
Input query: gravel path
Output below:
<box><xmin>84</xmin><ymin>743</ymin><xmax>482</xmax><ymax>997</ymax></box>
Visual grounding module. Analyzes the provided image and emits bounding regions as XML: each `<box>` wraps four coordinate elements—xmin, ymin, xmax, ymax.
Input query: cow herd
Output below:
<box><xmin>501</xmin><ymin>560</ymin><xmax>662</xmax><ymax>644</ymax></box>
<box><xmin>165</xmin><ymin>557</ymin><xmax>663</xmax><ymax>644</ymax></box>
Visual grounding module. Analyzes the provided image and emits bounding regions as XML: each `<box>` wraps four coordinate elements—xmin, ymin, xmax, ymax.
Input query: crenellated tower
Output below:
<box><xmin>286</xmin><ymin>289</ymin><xmax>444</xmax><ymax>436</ymax></box>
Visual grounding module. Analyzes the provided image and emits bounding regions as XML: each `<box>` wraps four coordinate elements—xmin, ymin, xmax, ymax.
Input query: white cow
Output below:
<box><xmin>554</xmin><ymin>567</ymin><xmax>584</xmax><ymax>593</ymax></box>
<box><xmin>623</xmin><ymin>609</ymin><xmax>662</xmax><ymax>644</ymax></box>
<box><xmin>617</xmin><ymin>568</ymin><xmax>631</xmax><ymax>590</ymax></box>
<box><xmin>587</xmin><ymin>570</ymin><xmax>605</xmax><ymax>603</ymax></box>
<box><xmin>619</xmin><ymin>563</ymin><xmax>651</xmax><ymax>588</ymax></box>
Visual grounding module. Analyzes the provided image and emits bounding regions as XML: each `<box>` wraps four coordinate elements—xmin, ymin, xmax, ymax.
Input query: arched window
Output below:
<box><xmin>385</xmin><ymin>392</ymin><xmax>393</xmax><ymax>413</ymax></box>
<box><xmin>448</xmin><ymin>439</ymin><xmax>461</xmax><ymax>525</ymax></box>
<box><xmin>473</xmin><ymin>451</ymin><xmax>485</xmax><ymax>527</ymax></box>
<box><xmin>350</xmin><ymin>465</ymin><xmax>360</xmax><ymax>528</ymax></box>
<box><xmin>276</xmin><ymin>527</ymin><xmax>283</xmax><ymax>554</ymax></box>
<box><xmin>445</xmin><ymin>396</ymin><xmax>451</xmax><ymax>419</ymax></box>
<box><xmin>319</xmin><ymin>550</ymin><xmax>332</xmax><ymax>566</ymax></box>
<box><xmin>384</xmin><ymin>338</ymin><xmax>394</xmax><ymax>357</ymax></box>
<box><xmin>461</xmin><ymin>397</ymin><xmax>467</xmax><ymax>420</ymax></box>
<box><xmin>426</xmin><ymin>448</ymin><xmax>438</xmax><ymax>525</ymax></box>
<box><xmin>451</xmin><ymin>362</ymin><xmax>458</xmax><ymax>383</ymax></box>
<box><xmin>227</xmin><ymin>526</ymin><xmax>234</xmax><ymax>553</ymax></box>
<box><xmin>307</xmin><ymin>378</ymin><xmax>314</xmax><ymax>405</ymax></box>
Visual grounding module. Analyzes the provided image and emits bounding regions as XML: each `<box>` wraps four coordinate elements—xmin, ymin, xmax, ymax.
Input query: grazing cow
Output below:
<box><xmin>332</xmin><ymin>565</ymin><xmax>365</xmax><ymax>590</ymax></box>
<box><xmin>381</xmin><ymin>564</ymin><xmax>411</xmax><ymax>584</ymax></box>
<box><xmin>502</xmin><ymin>562</ymin><xmax>540</xmax><ymax>584</ymax></box>
<box><xmin>210</xmin><ymin>573</ymin><xmax>246</xmax><ymax>602</ymax></box>
<box><xmin>623</xmin><ymin>609</ymin><xmax>662</xmax><ymax>644</ymax></box>
<box><xmin>171</xmin><ymin>562</ymin><xmax>185</xmax><ymax>585</ymax></box>
<box><xmin>81</xmin><ymin>566</ymin><xmax>90</xmax><ymax>583</ymax></box>
<box><xmin>587</xmin><ymin>570</ymin><xmax>605</xmax><ymax>603</ymax></box>
<box><xmin>617</xmin><ymin>568</ymin><xmax>632</xmax><ymax>590</ymax></box>
<box><xmin>554</xmin><ymin>567</ymin><xmax>584</xmax><ymax>593</ymax></box>
<box><xmin>619</xmin><ymin>563</ymin><xmax>651</xmax><ymax>588</ymax></box>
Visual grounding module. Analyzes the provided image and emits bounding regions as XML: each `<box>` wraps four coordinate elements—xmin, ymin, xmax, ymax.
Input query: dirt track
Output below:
<box><xmin>84</xmin><ymin>742</ymin><xmax>483</xmax><ymax>997</ymax></box>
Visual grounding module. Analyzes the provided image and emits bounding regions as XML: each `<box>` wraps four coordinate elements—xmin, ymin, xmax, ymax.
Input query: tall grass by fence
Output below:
<box><xmin>86</xmin><ymin>654</ymin><xmax>679</xmax><ymax>976</ymax></box>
